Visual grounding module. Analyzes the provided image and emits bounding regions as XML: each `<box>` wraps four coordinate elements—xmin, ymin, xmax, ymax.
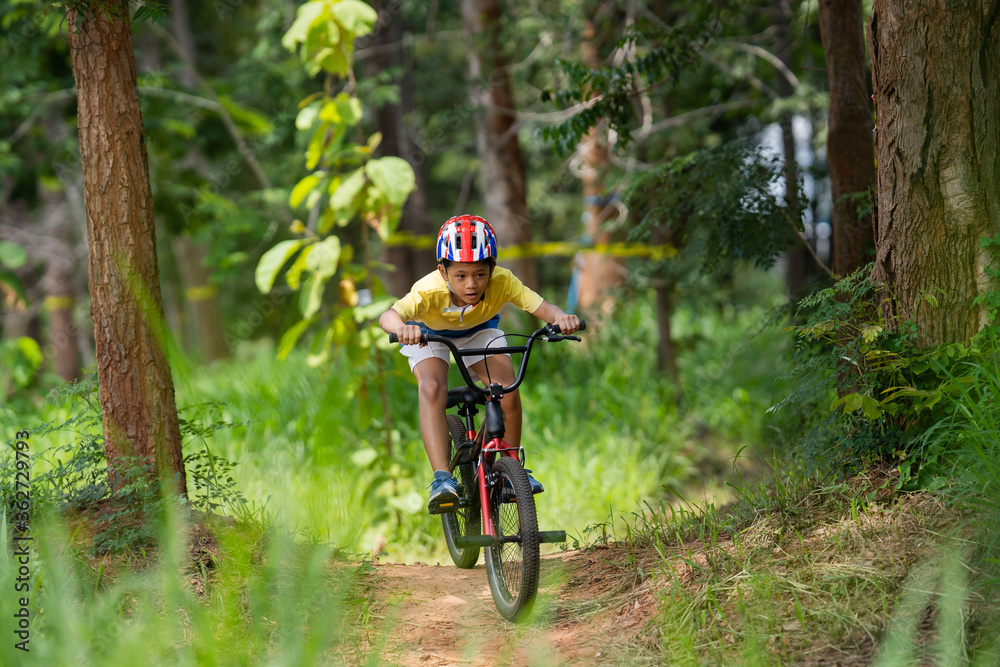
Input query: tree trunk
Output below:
<box><xmin>818</xmin><ymin>0</ymin><xmax>876</xmax><ymax>277</ymax></box>
<box><xmin>867</xmin><ymin>0</ymin><xmax>1000</xmax><ymax>346</ymax></box>
<box><xmin>575</xmin><ymin>18</ymin><xmax>624</xmax><ymax>315</ymax></box>
<box><xmin>774</xmin><ymin>0</ymin><xmax>815</xmax><ymax>301</ymax></box>
<box><xmin>173</xmin><ymin>235</ymin><xmax>230</xmax><ymax>362</ymax></box>
<box><xmin>168</xmin><ymin>0</ymin><xmax>231</xmax><ymax>362</ymax></box>
<box><xmin>367</xmin><ymin>0</ymin><xmax>434</xmax><ymax>296</ymax></box>
<box><xmin>68</xmin><ymin>0</ymin><xmax>187</xmax><ymax>494</ymax></box>
<box><xmin>461</xmin><ymin>0</ymin><xmax>537</xmax><ymax>289</ymax></box>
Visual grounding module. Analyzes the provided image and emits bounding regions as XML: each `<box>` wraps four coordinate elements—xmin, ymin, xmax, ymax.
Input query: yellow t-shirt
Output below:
<box><xmin>391</xmin><ymin>267</ymin><xmax>544</xmax><ymax>334</ymax></box>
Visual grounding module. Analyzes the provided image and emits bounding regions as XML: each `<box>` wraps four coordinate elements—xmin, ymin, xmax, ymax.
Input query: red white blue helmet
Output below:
<box><xmin>436</xmin><ymin>214</ymin><xmax>498</xmax><ymax>263</ymax></box>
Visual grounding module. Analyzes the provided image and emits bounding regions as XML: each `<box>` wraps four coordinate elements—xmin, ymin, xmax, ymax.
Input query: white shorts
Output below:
<box><xmin>400</xmin><ymin>327</ymin><xmax>509</xmax><ymax>383</ymax></box>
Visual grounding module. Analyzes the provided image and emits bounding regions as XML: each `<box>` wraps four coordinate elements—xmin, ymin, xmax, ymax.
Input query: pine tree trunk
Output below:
<box><xmin>461</xmin><ymin>0</ymin><xmax>537</xmax><ymax>289</ymax></box>
<box><xmin>868</xmin><ymin>0</ymin><xmax>1000</xmax><ymax>346</ymax></box>
<box><xmin>818</xmin><ymin>0</ymin><xmax>876</xmax><ymax>277</ymax></box>
<box><xmin>68</xmin><ymin>0</ymin><xmax>187</xmax><ymax>494</ymax></box>
<box><xmin>575</xmin><ymin>18</ymin><xmax>625</xmax><ymax>314</ymax></box>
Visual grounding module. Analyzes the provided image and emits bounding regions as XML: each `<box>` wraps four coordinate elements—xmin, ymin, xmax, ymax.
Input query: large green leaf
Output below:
<box><xmin>300</xmin><ymin>273</ymin><xmax>328</xmax><ymax>318</ymax></box>
<box><xmin>365</xmin><ymin>156</ymin><xmax>416</xmax><ymax>208</ymax></box>
<box><xmin>277</xmin><ymin>318</ymin><xmax>313</xmax><ymax>360</ymax></box>
<box><xmin>282</xmin><ymin>0</ymin><xmax>325</xmax><ymax>51</ymax></box>
<box><xmin>330</xmin><ymin>167</ymin><xmax>366</xmax><ymax>219</ymax></box>
<box><xmin>255</xmin><ymin>240</ymin><xmax>304</xmax><ymax>294</ymax></box>
<box><xmin>330</xmin><ymin>0</ymin><xmax>378</xmax><ymax>36</ymax></box>
<box><xmin>306</xmin><ymin>236</ymin><xmax>341</xmax><ymax>278</ymax></box>
<box><xmin>290</xmin><ymin>174</ymin><xmax>321</xmax><ymax>209</ymax></box>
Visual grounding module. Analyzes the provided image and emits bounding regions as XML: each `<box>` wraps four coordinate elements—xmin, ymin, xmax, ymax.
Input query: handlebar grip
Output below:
<box><xmin>388</xmin><ymin>332</ymin><xmax>429</xmax><ymax>345</ymax></box>
<box><xmin>548</xmin><ymin>319</ymin><xmax>587</xmax><ymax>335</ymax></box>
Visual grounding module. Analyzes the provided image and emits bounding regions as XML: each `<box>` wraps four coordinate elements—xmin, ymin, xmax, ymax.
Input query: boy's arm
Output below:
<box><xmin>532</xmin><ymin>300</ymin><xmax>581</xmax><ymax>334</ymax></box>
<box><xmin>379</xmin><ymin>308</ymin><xmax>425</xmax><ymax>347</ymax></box>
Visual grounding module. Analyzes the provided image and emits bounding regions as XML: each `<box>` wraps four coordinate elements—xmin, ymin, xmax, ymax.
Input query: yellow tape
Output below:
<box><xmin>385</xmin><ymin>232</ymin><xmax>677</xmax><ymax>261</ymax></box>
<box><xmin>44</xmin><ymin>295</ymin><xmax>74</xmax><ymax>311</ymax></box>
<box><xmin>185</xmin><ymin>284</ymin><xmax>220</xmax><ymax>302</ymax></box>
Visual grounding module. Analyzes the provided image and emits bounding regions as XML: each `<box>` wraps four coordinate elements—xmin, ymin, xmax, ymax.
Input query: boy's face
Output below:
<box><xmin>439</xmin><ymin>261</ymin><xmax>491</xmax><ymax>307</ymax></box>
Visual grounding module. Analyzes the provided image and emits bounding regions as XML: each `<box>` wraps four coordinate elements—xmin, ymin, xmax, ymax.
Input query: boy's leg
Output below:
<box><xmin>412</xmin><ymin>357</ymin><xmax>451</xmax><ymax>471</ymax></box>
<box><xmin>413</xmin><ymin>357</ymin><xmax>461</xmax><ymax>513</ymax></box>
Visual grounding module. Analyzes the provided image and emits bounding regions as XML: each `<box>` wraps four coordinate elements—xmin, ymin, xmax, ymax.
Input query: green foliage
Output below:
<box><xmin>541</xmin><ymin>9</ymin><xmax>726</xmax><ymax>154</ymax></box>
<box><xmin>257</xmin><ymin>0</ymin><xmax>414</xmax><ymax>370</ymax></box>
<box><xmin>1</xmin><ymin>374</ymin><xmax>246</xmax><ymax>555</ymax></box>
<box><xmin>784</xmin><ymin>264</ymin><xmax>1000</xmax><ymax>489</ymax></box>
<box><xmin>625</xmin><ymin>140</ymin><xmax>801</xmax><ymax>274</ymax></box>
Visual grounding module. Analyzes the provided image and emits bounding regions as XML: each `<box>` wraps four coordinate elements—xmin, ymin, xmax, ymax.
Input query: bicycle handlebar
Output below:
<box><xmin>388</xmin><ymin>320</ymin><xmax>586</xmax><ymax>397</ymax></box>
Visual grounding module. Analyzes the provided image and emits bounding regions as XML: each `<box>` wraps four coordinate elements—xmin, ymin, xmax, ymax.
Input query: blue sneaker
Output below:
<box><xmin>428</xmin><ymin>472</ymin><xmax>460</xmax><ymax>514</ymax></box>
<box><xmin>526</xmin><ymin>470</ymin><xmax>544</xmax><ymax>494</ymax></box>
<box><xmin>502</xmin><ymin>469</ymin><xmax>544</xmax><ymax>501</ymax></box>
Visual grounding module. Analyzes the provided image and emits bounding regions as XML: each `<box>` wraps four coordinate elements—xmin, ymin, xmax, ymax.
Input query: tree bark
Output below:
<box><xmin>68</xmin><ymin>0</ymin><xmax>187</xmax><ymax>494</ymax></box>
<box><xmin>868</xmin><ymin>0</ymin><xmax>1000</xmax><ymax>346</ymax></box>
<box><xmin>367</xmin><ymin>0</ymin><xmax>435</xmax><ymax>296</ymax></box>
<box><xmin>575</xmin><ymin>18</ymin><xmax>625</xmax><ymax>314</ymax></box>
<box><xmin>461</xmin><ymin>0</ymin><xmax>536</xmax><ymax>289</ymax></box>
<box><xmin>818</xmin><ymin>0</ymin><xmax>876</xmax><ymax>277</ymax></box>
<box><xmin>774</xmin><ymin>0</ymin><xmax>815</xmax><ymax>301</ymax></box>
<box><xmin>168</xmin><ymin>0</ymin><xmax>231</xmax><ymax>362</ymax></box>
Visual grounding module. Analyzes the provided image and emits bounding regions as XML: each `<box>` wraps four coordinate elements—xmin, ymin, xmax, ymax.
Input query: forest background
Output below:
<box><xmin>2</xmin><ymin>0</ymin><xmax>1000</xmax><ymax>664</ymax></box>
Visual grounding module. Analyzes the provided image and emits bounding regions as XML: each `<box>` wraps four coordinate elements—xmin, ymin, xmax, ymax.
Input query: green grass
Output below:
<box><xmin>0</xmin><ymin>502</ymin><xmax>375</xmax><ymax>665</ymax></box>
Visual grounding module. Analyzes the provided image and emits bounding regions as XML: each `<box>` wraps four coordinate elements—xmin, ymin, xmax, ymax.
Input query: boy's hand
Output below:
<box><xmin>553</xmin><ymin>314</ymin><xmax>581</xmax><ymax>335</ymax></box>
<box><xmin>396</xmin><ymin>324</ymin><xmax>425</xmax><ymax>347</ymax></box>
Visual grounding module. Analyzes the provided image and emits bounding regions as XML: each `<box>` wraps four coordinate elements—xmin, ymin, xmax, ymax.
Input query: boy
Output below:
<box><xmin>379</xmin><ymin>214</ymin><xmax>580</xmax><ymax>513</ymax></box>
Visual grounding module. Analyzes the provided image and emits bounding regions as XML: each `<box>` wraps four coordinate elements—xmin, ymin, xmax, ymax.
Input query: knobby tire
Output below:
<box><xmin>442</xmin><ymin>414</ymin><xmax>481</xmax><ymax>569</ymax></box>
<box><xmin>484</xmin><ymin>455</ymin><xmax>540</xmax><ymax>622</ymax></box>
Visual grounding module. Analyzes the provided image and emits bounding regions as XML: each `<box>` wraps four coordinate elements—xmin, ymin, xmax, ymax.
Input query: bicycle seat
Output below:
<box><xmin>447</xmin><ymin>387</ymin><xmax>486</xmax><ymax>408</ymax></box>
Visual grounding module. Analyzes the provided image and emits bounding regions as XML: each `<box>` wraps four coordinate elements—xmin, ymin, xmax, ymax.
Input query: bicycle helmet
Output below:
<box><xmin>436</xmin><ymin>214</ymin><xmax>498</xmax><ymax>263</ymax></box>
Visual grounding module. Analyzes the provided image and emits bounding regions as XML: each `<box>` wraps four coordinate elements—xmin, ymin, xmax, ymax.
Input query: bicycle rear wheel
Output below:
<box><xmin>442</xmin><ymin>414</ymin><xmax>481</xmax><ymax>568</ymax></box>
<box><xmin>484</xmin><ymin>455</ymin><xmax>540</xmax><ymax>622</ymax></box>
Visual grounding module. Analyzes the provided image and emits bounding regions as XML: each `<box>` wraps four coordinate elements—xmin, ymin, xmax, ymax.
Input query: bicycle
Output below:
<box><xmin>389</xmin><ymin>321</ymin><xmax>585</xmax><ymax>621</ymax></box>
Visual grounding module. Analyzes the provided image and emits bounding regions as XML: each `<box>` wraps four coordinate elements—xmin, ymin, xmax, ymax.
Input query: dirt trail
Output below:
<box><xmin>361</xmin><ymin>547</ymin><xmax>660</xmax><ymax>666</ymax></box>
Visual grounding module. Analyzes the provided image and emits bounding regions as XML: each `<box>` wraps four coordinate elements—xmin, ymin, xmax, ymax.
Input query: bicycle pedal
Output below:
<box><xmin>428</xmin><ymin>496</ymin><xmax>461</xmax><ymax>515</ymax></box>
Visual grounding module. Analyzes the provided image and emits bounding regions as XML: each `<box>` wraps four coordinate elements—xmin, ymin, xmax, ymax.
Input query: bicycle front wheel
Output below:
<box><xmin>484</xmin><ymin>455</ymin><xmax>540</xmax><ymax>622</ymax></box>
<box><xmin>442</xmin><ymin>414</ymin><xmax>481</xmax><ymax>569</ymax></box>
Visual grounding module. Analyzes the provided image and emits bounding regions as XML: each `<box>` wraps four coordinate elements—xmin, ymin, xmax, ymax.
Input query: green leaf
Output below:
<box><xmin>830</xmin><ymin>392</ymin><xmax>864</xmax><ymax>413</ymax></box>
<box><xmin>330</xmin><ymin>167</ymin><xmax>366</xmax><ymax>219</ymax></box>
<box><xmin>282</xmin><ymin>0</ymin><xmax>325</xmax><ymax>51</ymax></box>
<box><xmin>296</xmin><ymin>102</ymin><xmax>320</xmax><ymax>130</ymax></box>
<box><xmin>350</xmin><ymin>447</ymin><xmax>378</xmax><ymax>467</ymax></box>
<box><xmin>17</xmin><ymin>336</ymin><xmax>42</xmax><ymax>369</ymax></box>
<box><xmin>861</xmin><ymin>395</ymin><xmax>881</xmax><ymax>420</ymax></box>
<box><xmin>318</xmin><ymin>98</ymin><xmax>342</xmax><ymax>123</ymax></box>
<box><xmin>285</xmin><ymin>245</ymin><xmax>313</xmax><ymax>290</ymax></box>
<box><xmin>365</xmin><ymin>156</ymin><xmax>416</xmax><ymax>208</ymax></box>
<box><xmin>255</xmin><ymin>240</ymin><xmax>304</xmax><ymax>294</ymax></box>
<box><xmin>300</xmin><ymin>273</ymin><xmax>328</xmax><ymax>319</ymax></box>
<box><xmin>0</xmin><ymin>241</ymin><xmax>27</xmax><ymax>268</ymax></box>
<box><xmin>334</xmin><ymin>93</ymin><xmax>363</xmax><ymax>126</ymax></box>
<box><xmin>329</xmin><ymin>0</ymin><xmax>378</xmax><ymax>36</ymax></box>
<box><xmin>306</xmin><ymin>236</ymin><xmax>341</xmax><ymax>278</ymax></box>
<box><xmin>278</xmin><ymin>319</ymin><xmax>313</xmax><ymax>360</ymax></box>
<box><xmin>305</xmin><ymin>123</ymin><xmax>328</xmax><ymax>170</ymax></box>
<box><xmin>290</xmin><ymin>174</ymin><xmax>321</xmax><ymax>209</ymax></box>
